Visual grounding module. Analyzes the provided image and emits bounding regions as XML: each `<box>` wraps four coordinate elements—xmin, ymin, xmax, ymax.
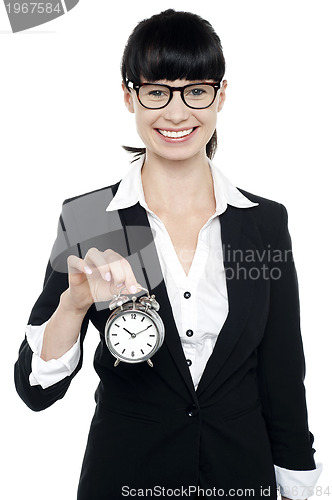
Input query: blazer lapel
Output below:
<box><xmin>196</xmin><ymin>206</ymin><xmax>257</xmax><ymax>397</ymax></box>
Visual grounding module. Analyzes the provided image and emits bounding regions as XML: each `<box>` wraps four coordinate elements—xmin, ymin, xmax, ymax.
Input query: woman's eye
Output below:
<box><xmin>148</xmin><ymin>90</ymin><xmax>166</xmax><ymax>98</ymax></box>
<box><xmin>187</xmin><ymin>87</ymin><xmax>207</xmax><ymax>97</ymax></box>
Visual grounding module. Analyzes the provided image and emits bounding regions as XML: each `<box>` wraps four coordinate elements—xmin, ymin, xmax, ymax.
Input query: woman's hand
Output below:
<box><xmin>41</xmin><ymin>247</ymin><xmax>139</xmax><ymax>361</ymax></box>
<box><xmin>66</xmin><ymin>247</ymin><xmax>139</xmax><ymax>313</ymax></box>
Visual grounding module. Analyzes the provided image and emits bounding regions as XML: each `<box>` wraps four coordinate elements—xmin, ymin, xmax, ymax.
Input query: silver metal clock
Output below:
<box><xmin>105</xmin><ymin>285</ymin><xmax>165</xmax><ymax>367</ymax></box>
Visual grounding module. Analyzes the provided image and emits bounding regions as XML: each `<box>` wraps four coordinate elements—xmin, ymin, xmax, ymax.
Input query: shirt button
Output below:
<box><xmin>186</xmin><ymin>359</ymin><xmax>192</xmax><ymax>367</ymax></box>
<box><xmin>186</xmin><ymin>330</ymin><xmax>194</xmax><ymax>337</ymax></box>
<box><xmin>184</xmin><ymin>291</ymin><xmax>191</xmax><ymax>299</ymax></box>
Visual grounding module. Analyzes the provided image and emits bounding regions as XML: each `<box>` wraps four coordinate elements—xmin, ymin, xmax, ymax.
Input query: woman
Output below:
<box><xmin>14</xmin><ymin>9</ymin><xmax>322</xmax><ymax>500</ymax></box>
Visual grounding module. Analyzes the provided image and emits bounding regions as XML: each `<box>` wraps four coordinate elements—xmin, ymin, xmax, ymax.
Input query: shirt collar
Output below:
<box><xmin>105</xmin><ymin>155</ymin><xmax>258</xmax><ymax>215</ymax></box>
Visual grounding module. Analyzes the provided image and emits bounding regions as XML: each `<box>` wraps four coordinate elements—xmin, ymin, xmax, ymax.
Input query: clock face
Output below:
<box><xmin>106</xmin><ymin>310</ymin><xmax>159</xmax><ymax>362</ymax></box>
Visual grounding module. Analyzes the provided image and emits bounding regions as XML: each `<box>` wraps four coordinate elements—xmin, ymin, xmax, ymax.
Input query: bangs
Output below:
<box><xmin>122</xmin><ymin>10</ymin><xmax>225</xmax><ymax>86</ymax></box>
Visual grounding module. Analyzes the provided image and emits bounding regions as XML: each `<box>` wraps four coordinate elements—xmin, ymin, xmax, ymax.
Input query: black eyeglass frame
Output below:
<box><xmin>128</xmin><ymin>81</ymin><xmax>222</xmax><ymax>110</ymax></box>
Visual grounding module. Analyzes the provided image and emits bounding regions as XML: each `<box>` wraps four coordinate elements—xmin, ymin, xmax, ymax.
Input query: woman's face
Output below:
<box><xmin>122</xmin><ymin>78</ymin><xmax>227</xmax><ymax>163</ymax></box>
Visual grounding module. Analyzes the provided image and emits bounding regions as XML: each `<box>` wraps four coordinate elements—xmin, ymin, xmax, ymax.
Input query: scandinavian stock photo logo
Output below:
<box><xmin>2</xmin><ymin>0</ymin><xmax>79</xmax><ymax>32</ymax></box>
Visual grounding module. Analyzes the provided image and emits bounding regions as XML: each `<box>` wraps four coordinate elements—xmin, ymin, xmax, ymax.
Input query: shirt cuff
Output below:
<box><xmin>26</xmin><ymin>322</ymin><xmax>81</xmax><ymax>389</ymax></box>
<box><xmin>274</xmin><ymin>461</ymin><xmax>323</xmax><ymax>499</ymax></box>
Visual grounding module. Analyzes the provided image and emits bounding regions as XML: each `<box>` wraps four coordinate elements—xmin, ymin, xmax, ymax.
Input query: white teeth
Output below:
<box><xmin>158</xmin><ymin>128</ymin><xmax>194</xmax><ymax>138</ymax></box>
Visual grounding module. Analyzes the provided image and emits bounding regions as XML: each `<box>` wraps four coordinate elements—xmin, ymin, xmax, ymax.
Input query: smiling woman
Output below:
<box><xmin>122</xmin><ymin>76</ymin><xmax>226</xmax><ymax>164</ymax></box>
<box><xmin>120</xmin><ymin>9</ymin><xmax>226</xmax><ymax>162</ymax></box>
<box><xmin>14</xmin><ymin>8</ymin><xmax>322</xmax><ymax>500</ymax></box>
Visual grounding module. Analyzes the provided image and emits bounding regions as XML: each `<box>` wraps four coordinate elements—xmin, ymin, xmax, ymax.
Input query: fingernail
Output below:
<box><xmin>130</xmin><ymin>285</ymin><xmax>137</xmax><ymax>294</ymax></box>
<box><xmin>105</xmin><ymin>272</ymin><xmax>111</xmax><ymax>282</ymax></box>
<box><xmin>84</xmin><ymin>266</ymin><xmax>92</xmax><ymax>275</ymax></box>
<box><xmin>116</xmin><ymin>282</ymin><xmax>125</xmax><ymax>288</ymax></box>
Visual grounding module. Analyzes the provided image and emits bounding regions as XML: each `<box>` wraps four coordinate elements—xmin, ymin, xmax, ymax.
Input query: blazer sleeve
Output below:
<box><xmin>256</xmin><ymin>203</ymin><xmax>317</xmax><ymax>470</ymax></box>
<box><xmin>14</xmin><ymin>203</ymin><xmax>91</xmax><ymax>412</ymax></box>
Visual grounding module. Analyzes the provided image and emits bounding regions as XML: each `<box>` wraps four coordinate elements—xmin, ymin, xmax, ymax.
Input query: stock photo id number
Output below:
<box><xmin>3</xmin><ymin>0</ymin><xmax>79</xmax><ymax>32</ymax></box>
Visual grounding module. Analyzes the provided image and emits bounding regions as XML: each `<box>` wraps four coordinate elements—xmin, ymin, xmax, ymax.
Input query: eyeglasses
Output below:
<box><xmin>128</xmin><ymin>81</ymin><xmax>222</xmax><ymax>110</ymax></box>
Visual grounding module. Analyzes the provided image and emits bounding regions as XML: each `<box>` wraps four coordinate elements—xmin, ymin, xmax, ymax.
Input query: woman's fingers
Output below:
<box><xmin>67</xmin><ymin>254</ymin><xmax>91</xmax><ymax>275</ymax></box>
<box><xmin>104</xmin><ymin>249</ymin><xmax>139</xmax><ymax>294</ymax></box>
<box><xmin>84</xmin><ymin>247</ymin><xmax>113</xmax><ymax>282</ymax></box>
<box><xmin>66</xmin><ymin>249</ymin><xmax>140</xmax><ymax>306</ymax></box>
<box><xmin>80</xmin><ymin>248</ymin><xmax>139</xmax><ymax>295</ymax></box>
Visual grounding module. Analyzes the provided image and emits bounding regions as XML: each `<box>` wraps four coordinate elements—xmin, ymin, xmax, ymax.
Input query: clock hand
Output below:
<box><xmin>123</xmin><ymin>327</ymin><xmax>135</xmax><ymax>338</ymax></box>
<box><xmin>133</xmin><ymin>325</ymin><xmax>153</xmax><ymax>336</ymax></box>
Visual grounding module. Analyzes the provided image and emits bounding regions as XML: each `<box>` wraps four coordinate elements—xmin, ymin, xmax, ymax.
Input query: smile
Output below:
<box><xmin>157</xmin><ymin>128</ymin><xmax>196</xmax><ymax>138</ymax></box>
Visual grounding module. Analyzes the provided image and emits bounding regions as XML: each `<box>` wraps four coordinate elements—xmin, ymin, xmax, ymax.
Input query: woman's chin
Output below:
<box><xmin>151</xmin><ymin>150</ymin><xmax>201</xmax><ymax>163</ymax></box>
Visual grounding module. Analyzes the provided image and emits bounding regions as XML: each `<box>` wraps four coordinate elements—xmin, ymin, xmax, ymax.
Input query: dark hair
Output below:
<box><xmin>121</xmin><ymin>9</ymin><xmax>226</xmax><ymax>162</ymax></box>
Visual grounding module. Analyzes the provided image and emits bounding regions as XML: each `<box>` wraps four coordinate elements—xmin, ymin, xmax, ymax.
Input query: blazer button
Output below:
<box><xmin>186</xmin><ymin>404</ymin><xmax>199</xmax><ymax>417</ymax></box>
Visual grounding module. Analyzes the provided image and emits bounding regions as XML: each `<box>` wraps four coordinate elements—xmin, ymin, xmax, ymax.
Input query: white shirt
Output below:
<box><xmin>26</xmin><ymin>156</ymin><xmax>322</xmax><ymax>498</ymax></box>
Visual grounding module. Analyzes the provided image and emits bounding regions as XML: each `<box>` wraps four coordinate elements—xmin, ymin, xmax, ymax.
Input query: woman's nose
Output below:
<box><xmin>163</xmin><ymin>91</ymin><xmax>190</xmax><ymax>123</ymax></box>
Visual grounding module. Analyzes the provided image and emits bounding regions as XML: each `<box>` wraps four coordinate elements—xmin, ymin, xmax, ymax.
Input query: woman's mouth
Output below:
<box><xmin>155</xmin><ymin>127</ymin><xmax>197</xmax><ymax>142</ymax></box>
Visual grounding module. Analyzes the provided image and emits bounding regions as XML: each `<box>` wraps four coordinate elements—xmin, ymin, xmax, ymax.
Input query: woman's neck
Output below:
<box><xmin>141</xmin><ymin>150</ymin><xmax>216</xmax><ymax>216</ymax></box>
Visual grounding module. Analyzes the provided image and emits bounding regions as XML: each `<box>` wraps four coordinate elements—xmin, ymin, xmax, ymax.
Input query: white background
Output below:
<box><xmin>1</xmin><ymin>1</ymin><xmax>331</xmax><ymax>498</ymax></box>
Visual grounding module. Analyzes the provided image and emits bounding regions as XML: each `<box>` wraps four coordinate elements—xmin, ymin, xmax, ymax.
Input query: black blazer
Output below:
<box><xmin>14</xmin><ymin>182</ymin><xmax>317</xmax><ymax>500</ymax></box>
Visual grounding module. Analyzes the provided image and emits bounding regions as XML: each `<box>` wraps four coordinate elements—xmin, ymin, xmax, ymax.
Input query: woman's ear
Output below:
<box><xmin>122</xmin><ymin>82</ymin><xmax>135</xmax><ymax>113</ymax></box>
<box><xmin>217</xmin><ymin>79</ymin><xmax>227</xmax><ymax>112</ymax></box>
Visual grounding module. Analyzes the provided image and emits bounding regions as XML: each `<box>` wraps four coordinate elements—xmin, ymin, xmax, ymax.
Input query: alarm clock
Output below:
<box><xmin>104</xmin><ymin>285</ymin><xmax>165</xmax><ymax>367</ymax></box>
